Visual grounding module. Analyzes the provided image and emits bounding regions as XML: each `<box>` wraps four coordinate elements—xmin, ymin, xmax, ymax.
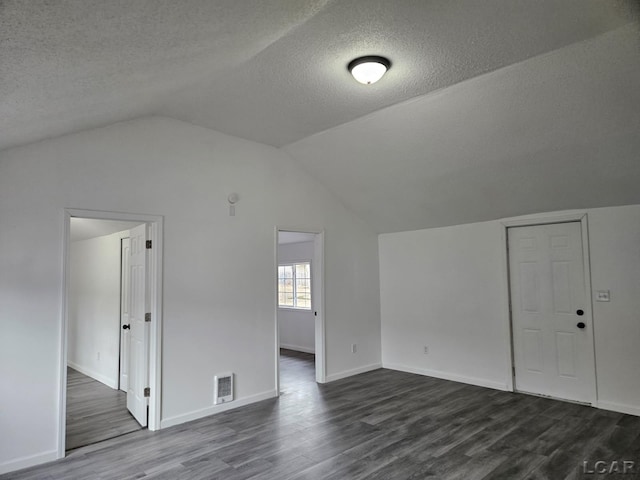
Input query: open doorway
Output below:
<box><xmin>59</xmin><ymin>209</ymin><xmax>163</xmax><ymax>458</ymax></box>
<box><xmin>66</xmin><ymin>218</ymin><xmax>144</xmax><ymax>450</ymax></box>
<box><xmin>276</xmin><ymin>229</ymin><xmax>325</xmax><ymax>395</ymax></box>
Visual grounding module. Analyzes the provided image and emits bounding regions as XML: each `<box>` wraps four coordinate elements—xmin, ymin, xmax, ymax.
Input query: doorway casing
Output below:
<box><xmin>500</xmin><ymin>212</ymin><xmax>597</xmax><ymax>405</ymax></box>
<box><xmin>59</xmin><ymin>208</ymin><xmax>164</xmax><ymax>459</ymax></box>
<box><xmin>275</xmin><ymin>227</ymin><xmax>326</xmax><ymax>392</ymax></box>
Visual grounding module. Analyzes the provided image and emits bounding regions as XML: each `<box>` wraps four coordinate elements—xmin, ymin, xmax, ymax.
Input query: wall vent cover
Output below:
<box><xmin>214</xmin><ymin>373</ymin><xmax>234</xmax><ymax>405</ymax></box>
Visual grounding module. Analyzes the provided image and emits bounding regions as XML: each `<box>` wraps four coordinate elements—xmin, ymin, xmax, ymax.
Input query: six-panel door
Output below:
<box><xmin>508</xmin><ymin>222</ymin><xmax>595</xmax><ymax>403</ymax></box>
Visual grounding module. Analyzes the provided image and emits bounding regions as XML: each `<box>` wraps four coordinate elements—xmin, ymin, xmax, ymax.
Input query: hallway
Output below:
<box><xmin>279</xmin><ymin>348</ymin><xmax>315</xmax><ymax>394</ymax></box>
<box><xmin>66</xmin><ymin>368</ymin><xmax>142</xmax><ymax>451</ymax></box>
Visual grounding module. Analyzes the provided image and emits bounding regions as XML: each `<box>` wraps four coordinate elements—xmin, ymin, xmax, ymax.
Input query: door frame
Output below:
<box><xmin>274</xmin><ymin>227</ymin><xmax>326</xmax><ymax>393</ymax></box>
<box><xmin>58</xmin><ymin>208</ymin><xmax>164</xmax><ymax>459</ymax></box>
<box><xmin>500</xmin><ymin>212</ymin><xmax>597</xmax><ymax>405</ymax></box>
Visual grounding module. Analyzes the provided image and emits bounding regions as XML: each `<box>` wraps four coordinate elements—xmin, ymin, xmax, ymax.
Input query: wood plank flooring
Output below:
<box><xmin>66</xmin><ymin>367</ymin><xmax>142</xmax><ymax>451</ymax></box>
<box><xmin>4</xmin><ymin>355</ymin><xmax>640</xmax><ymax>479</ymax></box>
<box><xmin>279</xmin><ymin>348</ymin><xmax>316</xmax><ymax>394</ymax></box>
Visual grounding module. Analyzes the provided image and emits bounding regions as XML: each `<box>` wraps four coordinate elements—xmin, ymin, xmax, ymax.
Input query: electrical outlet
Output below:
<box><xmin>423</xmin><ymin>346</ymin><xmax>429</xmax><ymax>355</ymax></box>
<box><xmin>97</xmin><ymin>352</ymin><xmax>100</xmax><ymax>361</ymax></box>
<box><xmin>351</xmin><ymin>343</ymin><xmax>357</xmax><ymax>354</ymax></box>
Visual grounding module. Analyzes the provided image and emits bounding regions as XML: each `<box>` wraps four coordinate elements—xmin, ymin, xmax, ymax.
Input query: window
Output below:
<box><xmin>278</xmin><ymin>262</ymin><xmax>311</xmax><ymax>309</ymax></box>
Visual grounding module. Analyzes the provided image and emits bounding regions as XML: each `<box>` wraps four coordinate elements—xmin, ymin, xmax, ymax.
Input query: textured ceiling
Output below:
<box><xmin>0</xmin><ymin>0</ymin><xmax>330</xmax><ymax>151</ymax></box>
<box><xmin>285</xmin><ymin>24</ymin><xmax>640</xmax><ymax>233</ymax></box>
<box><xmin>3</xmin><ymin>1</ymin><xmax>640</xmax><ymax>234</ymax></box>
<box><xmin>1</xmin><ymin>0</ymin><xmax>637</xmax><ymax>151</ymax></box>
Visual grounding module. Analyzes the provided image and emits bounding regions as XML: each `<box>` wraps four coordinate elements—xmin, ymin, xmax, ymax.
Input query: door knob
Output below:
<box><xmin>577</xmin><ymin>322</ymin><xmax>585</xmax><ymax>329</ymax></box>
<box><xmin>576</xmin><ymin>309</ymin><xmax>584</xmax><ymax>316</ymax></box>
<box><xmin>122</xmin><ymin>324</ymin><xmax>130</xmax><ymax>330</ymax></box>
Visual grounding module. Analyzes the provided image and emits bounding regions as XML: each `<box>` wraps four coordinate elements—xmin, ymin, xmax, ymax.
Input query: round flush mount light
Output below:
<box><xmin>348</xmin><ymin>56</ymin><xmax>391</xmax><ymax>85</ymax></box>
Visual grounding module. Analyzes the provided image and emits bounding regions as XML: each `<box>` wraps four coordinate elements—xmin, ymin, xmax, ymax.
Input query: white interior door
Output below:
<box><xmin>119</xmin><ymin>237</ymin><xmax>131</xmax><ymax>392</ymax></box>
<box><xmin>508</xmin><ymin>222</ymin><xmax>595</xmax><ymax>403</ymax></box>
<box><xmin>127</xmin><ymin>224</ymin><xmax>149</xmax><ymax>427</ymax></box>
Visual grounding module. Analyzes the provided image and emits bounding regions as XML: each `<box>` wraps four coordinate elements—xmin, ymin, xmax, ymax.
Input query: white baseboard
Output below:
<box><xmin>0</xmin><ymin>449</ymin><xmax>58</xmax><ymax>475</ymax></box>
<box><xmin>383</xmin><ymin>363</ymin><xmax>510</xmax><ymax>391</ymax></box>
<box><xmin>67</xmin><ymin>361</ymin><xmax>118</xmax><ymax>390</ymax></box>
<box><xmin>325</xmin><ymin>363</ymin><xmax>382</xmax><ymax>383</ymax></box>
<box><xmin>160</xmin><ymin>389</ymin><xmax>278</xmax><ymax>429</ymax></box>
<box><xmin>597</xmin><ymin>400</ymin><xmax>640</xmax><ymax>417</ymax></box>
<box><xmin>280</xmin><ymin>343</ymin><xmax>315</xmax><ymax>354</ymax></box>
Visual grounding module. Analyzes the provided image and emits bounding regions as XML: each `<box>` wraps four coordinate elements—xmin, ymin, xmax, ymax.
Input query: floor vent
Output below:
<box><xmin>214</xmin><ymin>373</ymin><xmax>234</xmax><ymax>405</ymax></box>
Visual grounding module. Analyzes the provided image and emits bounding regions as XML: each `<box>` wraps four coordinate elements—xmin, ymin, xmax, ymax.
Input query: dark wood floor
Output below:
<box><xmin>4</xmin><ymin>355</ymin><xmax>640</xmax><ymax>479</ymax></box>
<box><xmin>279</xmin><ymin>348</ymin><xmax>316</xmax><ymax>394</ymax></box>
<box><xmin>66</xmin><ymin>367</ymin><xmax>142</xmax><ymax>451</ymax></box>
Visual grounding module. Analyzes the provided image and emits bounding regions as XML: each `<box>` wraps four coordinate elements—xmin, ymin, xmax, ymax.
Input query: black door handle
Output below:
<box><xmin>577</xmin><ymin>322</ymin><xmax>585</xmax><ymax>329</ymax></box>
<box><xmin>576</xmin><ymin>309</ymin><xmax>584</xmax><ymax>316</ymax></box>
<box><xmin>122</xmin><ymin>324</ymin><xmax>130</xmax><ymax>330</ymax></box>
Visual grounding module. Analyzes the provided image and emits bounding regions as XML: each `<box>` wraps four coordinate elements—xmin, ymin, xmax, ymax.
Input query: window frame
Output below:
<box><xmin>277</xmin><ymin>261</ymin><xmax>312</xmax><ymax>311</ymax></box>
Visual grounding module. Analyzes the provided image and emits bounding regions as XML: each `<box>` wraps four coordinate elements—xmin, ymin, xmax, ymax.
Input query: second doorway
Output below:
<box><xmin>276</xmin><ymin>229</ymin><xmax>325</xmax><ymax>393</ymax></box>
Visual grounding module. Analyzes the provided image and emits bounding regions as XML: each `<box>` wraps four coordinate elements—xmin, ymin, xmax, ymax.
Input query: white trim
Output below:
<box><xmin>273</xmin><ymin>228</ymin><xmax>280</xmax><ymax>396</ymax></box>
<box><xmin>279</xmin><ymin>343</ymin><xmax>315</xmax><ymax>354</ymax></box>
<box><xmin>0</xmin><ymin>450</ymin><xmax>58</xmax><ymax>475</ymax></box>
<box><xmin>160</xmin><ymin>390</ymin><xmax>278</xmax><ymax>429</ymax></box>
<box><xmin>500</xmin><ymin>211</ymin><xmax>588</xmax><ymax>227</ymax></box>
<box><xmin>501</xmin><ymin>212</ymin><xmax>598</xmax><ymax>406</ymax></box>
<box><xmin>325</xmin><ymin>363</ymin><xmax>382</xmax><ymax>383</ymax></box>
<box><xmin>498</xmin><ymin>224</ymin><xmax>515</xmax><ymax>392</ymax></box>
<box><xmin>147</xmin><ymin>219</ymin><xmax>164</xmax><ymax>432</ymax></box>
<box><xmin>59</xmin><ymin>208</ymin><xmax>164</xmax><ymax>460</ymax></box>
<box><xmin>597</xmin><ymin>400</ymin><xmax>640</xmax><ymax>417</ymax></box>
<box><xmin>57</xmin><ymin>209</ymin><xmax>70</xmax><ymax>459</ymax></box>
<box><xmin>580</xmin><ymin>215</ymin><xmax>599</xmax><ymax>406</ymax></box>
<box><xmin>383</xmin><ymin>363</ymin><xmax>510</xmax><ymax>391</ymax></box>
<box><xmin>67</xmin><ymin>361</ymin><xmax>118</xmax><ymax>390</ymax></box>
<box><xmin>313</xmin><ymin>231</ymin><xmax>326</xmax><ymax>384</ymax></box>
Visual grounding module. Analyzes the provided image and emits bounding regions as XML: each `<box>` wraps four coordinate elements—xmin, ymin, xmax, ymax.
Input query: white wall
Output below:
<box><xmin>278</xmin><ymin>241</ymin><xmax>315</xmax><ymax>353</ymax></box>
<box><xmin>380</xmin><ymin>221</ymin><xmax>510</xmax><ymax>390</ymax></box>
<box><xmin>588</xmin><ymin>205</ymin><xmax>640</xmax><ymax>415</ymax></box>
<box><xmin>380</xmin><ymin>205</ymin><xmax>640</xmax><ymax>416</ymax></box>
<box><xmin>68</xmin><ymin>231</ymin><xmax>128</xmax><ymax>389</ymax></box>
<box><xmin>0</xmin><ymin>116</ymin><xmax>381</xmax><ymax>473</ymax></box>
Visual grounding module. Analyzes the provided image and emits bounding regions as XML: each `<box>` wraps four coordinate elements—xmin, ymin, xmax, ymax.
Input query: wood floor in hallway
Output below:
<box><xmin>279</xmin><ymin>348</ymin><xmax>316</xmax><ymax>393</ymax></box>
<box><xmin>66</xmin><ymin>367</ymin><xmax>142</xmax><ymax>451</ymax></box>
<box><xmin>4</xmin><ymin>354</ymin><xmax>640</xmax><ymax>479</ymax></box>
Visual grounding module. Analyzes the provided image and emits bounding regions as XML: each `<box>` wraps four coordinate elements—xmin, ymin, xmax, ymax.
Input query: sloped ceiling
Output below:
<box><xmin>1</xmin><ymin>0</ymin><xmax>636</xmax><ymax>151</ymax></box>
<box><xmin>2</xmin><ymin>1</ymin><xmax>639</xmax><ymax>233</ymax></box>
<box><xmin>70</xmin><ymin>218</ymin><xmax>143</xmax><ymax>242</ymax></box>
<box><xmin>285</xmin><ymin>24</ymin><xmax>640</xmax><ymax>232</ymax></box>
<box><xmin>278</xmin><ymin>232</ymin><xmax>316</xmax><ymax>245</ymax></box>
<box><xmin>0</xmin><ymin>0</ymin><xmax>330</xmax><ymax>151</ymax></box>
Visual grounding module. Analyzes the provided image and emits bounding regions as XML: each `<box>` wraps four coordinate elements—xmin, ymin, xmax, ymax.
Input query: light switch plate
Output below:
<box><xmin>595</xmin><ymin>290</ymin><xmax>610</xmax><ymax>302</ymax></box>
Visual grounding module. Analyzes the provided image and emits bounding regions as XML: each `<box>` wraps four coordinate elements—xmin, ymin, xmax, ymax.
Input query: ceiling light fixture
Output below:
<box><xmin>348</xmin><ymin>56</ymin><xmax>391</xmax><ymax>85</ymax></box>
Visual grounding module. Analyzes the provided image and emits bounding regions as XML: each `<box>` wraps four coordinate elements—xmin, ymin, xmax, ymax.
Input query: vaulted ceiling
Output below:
<box><xmin>2</xmin><ymin>1</ymin><xmax>640</xmax><ymax>232</ymax></box>
<box><xmin>286</xmin><ymin>23</ymin><xmax>640</xmax><ymax>232</ymax></box>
